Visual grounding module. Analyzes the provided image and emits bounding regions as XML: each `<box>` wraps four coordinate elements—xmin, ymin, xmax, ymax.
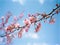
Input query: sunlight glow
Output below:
<box><xmin>39</xmin><ymin>0</ymin><xmax>44</xmax><ymax>4</ymax></box>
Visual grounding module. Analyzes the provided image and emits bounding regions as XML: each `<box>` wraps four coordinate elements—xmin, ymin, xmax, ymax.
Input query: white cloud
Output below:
<box><xmin>39</xmin><ymin>0</ymin><xmax>44</xmax><ymax>4</ymax></box>
<box><xmin>12</xmin><ymin>0</ymin><xmax>26</xmax><ymax>5</ymax></box>
<box><xmin>27</xmin><ymin>42</ymin><xmax>40</xmax><ymax>45</ymax></box>
<box><xmin>27</xmin><ymin>42</ymin><xmax>31</xmax><ymax>45</ymax></box>
<box><xmin>26</xmin><ymin>43</ymin><xmax>60</xmax><ymax>45</ymax></box>
<box><xmin>24</xmin><ymin>33</ymin><xmax>39</xmax><ymax>39</ymax></box>
<box><xmin>56</xmin><ymin>44</ymin><xmax>59</xmax><ymax>45</ymax></box>
<box><xmin>33</xmin><ymin>43</ymin><xmax>40</xmax><ymax>45</ymax></box>
<box><xmin>26</xmin><ymin>42</ymin><xmax>48</xmax><ymax>45</ymax></box>
<box><xmin>31</xmin><ymin>33</ymin><xmax>39</xmax><ymax>39</ymax></box>
<box><xmin>42</xmin><ymin>43</ymin><xmax>48</xmax><ymax>45</ymax></box>
<box><xmin>33</xmin><ymin>43</ymin><xmax>48</xmax><ymax>45</ymax></box>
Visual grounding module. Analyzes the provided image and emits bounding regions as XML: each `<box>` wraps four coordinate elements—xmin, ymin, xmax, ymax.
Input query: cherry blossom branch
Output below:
<box><xmin>0</xmin><ymin>4</ymin><xmax>60</xmax><ymax>38</ymax></box>
<box><xmin>34</xmin><ymin>5</ymin><xmax>60</xmax><ymax>22</ymax></box>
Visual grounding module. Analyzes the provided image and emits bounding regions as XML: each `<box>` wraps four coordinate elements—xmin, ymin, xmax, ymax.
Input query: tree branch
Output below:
<box><xmin>0</xmin><ymin>5</ymin><xmax>60</xmax><ymax>37</ymax></box>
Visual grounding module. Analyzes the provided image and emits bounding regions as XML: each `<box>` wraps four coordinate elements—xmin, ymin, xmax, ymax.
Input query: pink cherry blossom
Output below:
<box><xmin>49</xmin><ymin>18</ymin><xmax>55</xmax><ymax>24</ymax></box>
<box><xmin>35</xmin><ymin>23</ymin><xmax>41</xmax><ymax>32</ymax></box>
<box><xmin>24</xmin><ymin>19</ymin><xmax>31</xmax><ymax>25</ymax></box>
<box><xmin>6</xmin><ymin>34</ymin><xmax>12</xmax><ymax>45</ymax></box>
<box><xmin>25</xmin><ymin>27</ymin><xmax>29</xmax><ymax>32</ymax></box>
<box><xmin>18</xmin><ymin>29</ymin><xmax>23</xmax><ymax>38</ymax></box>
<box><xmin>29</xmin><ymin>16</ymin><xmax>36</xmax><ymax>23</ymax></box>
<box><xmin>15</xmin><ymin>23</ymin><xmax>20</xmax><ymax>28</ymax></box>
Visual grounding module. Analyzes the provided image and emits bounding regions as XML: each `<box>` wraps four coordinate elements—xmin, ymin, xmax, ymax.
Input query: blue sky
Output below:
<box><xmin>0</xmin><ymin>0</ymin><xmax>60</xmax><ymax>45</ymax></box>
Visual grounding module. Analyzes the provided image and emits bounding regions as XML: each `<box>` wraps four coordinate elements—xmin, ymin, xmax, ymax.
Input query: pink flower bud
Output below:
<box><xmin>19</xmin><ymin>13</ymin><xmax>24</xmax><ymax>18</ymax></box>
<box><xmin>56</xmin><ymin>10</ymin><xmax>58</xmax><ymax>14</ymax></box>
<box><xmin>25</xmin><ymin>27</ymin><xmax>29</xmax><ymax>32</ymax></box>
<box><xmin>28</xmin><ymin>13</ymin><xmax>31</xmax><ymax>17</ymax></box>
<box><xmin>13</xmin><ymin>16</ymin><xmax>18</xmax><ymax>21</ymax></box>
<box><xmin>56</xmin><ymin>4</ymin><xmax>59</xmax><ymax>7</ymax></box>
